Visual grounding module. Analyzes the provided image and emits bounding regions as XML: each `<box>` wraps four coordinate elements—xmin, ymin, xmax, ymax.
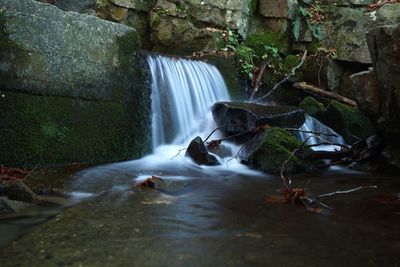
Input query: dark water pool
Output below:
<box><xmin>0</xmin><ymin>160</ymin><xmax>399</xmax><ymax>267</ymax></box>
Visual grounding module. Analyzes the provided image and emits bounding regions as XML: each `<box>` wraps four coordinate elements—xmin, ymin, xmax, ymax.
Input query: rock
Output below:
<box><xmin>180</xmin><ymin>0</ymin><xmax>253</xmax><ymax>37</ymax></box>
<box><xmin>150</xmin><ymin>11</ymin><xmax>216</xmax><ymax>55</ymax></box>
<box><xmin>185</xmin><ymin>137</ymin><xmax>220</xmax><ymax>166</ymax></box>
<box><xmin>109</xmin><ymin>0</ymin><xmax>156</xmax><ymax>11</ymax></box>
<box><xmin>239</xmin><ymin>128</ymin><xmax>312</xmax><ymax>174</ymax></box>
<box><xmin>260</xmin><ymin>0</ymin><xmax>298</xmax><ymax>19</ymax></box>
<box><xmin>366</xmin><ymin>23</ymin><xmax>400</xmax><ymax>166</ymax></box>
<box><xmin>54</xmin><ymin>0</ymin><xmax>96</xmax><ymax>14</ymax></box>
<box><xmin>0</xmin><ymin>0</ymin><xmax>152</xmax><ymax>165</ymax></box>
<box><xmin>367</xmin><ymin>25</ymin><xmax>400</xmax><ymax>127</ymax></box>
<box><xmin>212</xmin><ymin>102</ymin><xmax>306</xmax><ymax>142</ymax></box>
<box><xmin>299</xmin><ymin>96</ymin><xmax>326</xmax><ymax>121</ymax></box>
<box><xmin>207</xmin><ymin>143</ymin><xmax>232</xmax><ymax>159</ymax></box>
<box><xmin>323</xmin><ymin>100</ymin><xmax>376</xmax><ymax>143</ymax></box>
<box><xmin>321</xmin><ymin>5</ymin><xmax>400</xmax><ymax>64</ymax></box>
<box><xmin>350</xmin><ymin>68</ymin><xmax>381</xmax><ymax>120</ymax></box>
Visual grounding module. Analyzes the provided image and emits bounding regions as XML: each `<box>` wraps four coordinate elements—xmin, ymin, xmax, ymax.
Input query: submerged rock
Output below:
<box><xmin>185</xmin><ymin>137</ymin><xmax>220</xmax><ymax>166</ymax></box>
<box><xmin>212</xmin><ymin>102</ymin><xmax>305</xmax><ymax>142</ymax></box>
<box><xmin>239</xmin><ymin>128</ymin><xmax>313</xmax><ymax>174</ymax></box>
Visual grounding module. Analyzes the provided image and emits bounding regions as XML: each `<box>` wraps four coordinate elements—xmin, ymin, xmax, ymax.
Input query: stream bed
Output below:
<box><xmin>0</xmin><ymin>159</ymin><xmax>399</xmax><ymax>267</ymax></box>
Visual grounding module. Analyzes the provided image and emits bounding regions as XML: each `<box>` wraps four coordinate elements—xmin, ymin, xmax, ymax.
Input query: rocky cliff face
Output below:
<box><xmin>0</xmin><ymin>0</ymin><xmax>152</xmax><ymax>166</ymax></box>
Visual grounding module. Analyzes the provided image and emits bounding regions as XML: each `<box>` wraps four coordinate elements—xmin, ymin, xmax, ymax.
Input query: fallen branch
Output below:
<box><xmin>293</xmin><ymin>82</ymin><xmax>357</xmax><ymax>107</ymax></box>
<box><xmin>255</xmin><ymin>50</ymin><xmax>308</xmax><ymax>102</ymax></box>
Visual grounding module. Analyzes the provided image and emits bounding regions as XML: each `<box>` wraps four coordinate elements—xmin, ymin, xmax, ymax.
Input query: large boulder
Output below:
<box><xmin>212</xmin><ymin>102</ymin><xmax>306</xmax><ymax>142</ymax></box>
<box><xmin>0</xmin><ymin>0</ymin><xmax>152</xmax><ymax>166</ymax></box>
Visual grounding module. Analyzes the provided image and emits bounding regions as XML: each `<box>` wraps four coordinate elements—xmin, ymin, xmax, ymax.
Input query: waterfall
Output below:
<box><xmin>297</xmin><ymin>115</ymin><xmax>346</xmax><ymax>150</ymax></box>
<box><xmin>147</xmin><ymin>55</ymin><xmax>230</xmax><ymax>149</ymax></box>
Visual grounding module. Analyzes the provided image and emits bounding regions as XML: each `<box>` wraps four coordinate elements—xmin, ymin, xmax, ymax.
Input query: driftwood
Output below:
<box><xmin>293</xmin><ymin>82</ymin><xmax>357</xmax><ymax>107</ymax></box>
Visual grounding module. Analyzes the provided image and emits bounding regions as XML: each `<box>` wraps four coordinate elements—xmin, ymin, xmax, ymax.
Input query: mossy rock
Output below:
<box><xmin>244</xmin><ymin>32</ymin><xmax>289</xmax><ymax>56</ymax></box>
<box><xmin>240</xmin><ymin>128</ymin><xmax>313</xmax><ymax>174</ymax></box>
<box><xmin>0</xmin><ymin>90</ymin><xmax>150</xmax><ymax>166</ymax></box>
<box><xmin>323</xmin><ymin>100</ymin><xmax>376</xmax><ymax>143</ymax></box>
<box><xmin>299</xmin><ymin>96</ymin><xmax>326</xmax><ymax>120</ymax></box>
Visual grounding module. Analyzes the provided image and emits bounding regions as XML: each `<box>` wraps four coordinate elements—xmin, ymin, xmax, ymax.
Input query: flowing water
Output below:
<box><xmin>0</xmin><ymin>56</ymin><xmax>399</xmax><ymax>266</ymax></box>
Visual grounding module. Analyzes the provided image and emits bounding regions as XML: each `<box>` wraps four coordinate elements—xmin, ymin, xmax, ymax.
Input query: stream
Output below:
<box><xmin>0</xmin><ymin>161</ymin><xmax>399</xmax><ymax>266</ymax></box>
<box><xmin>0</xmin><ymin>55</ymin><xmax>399</xmax><ymax>266</ymax></box>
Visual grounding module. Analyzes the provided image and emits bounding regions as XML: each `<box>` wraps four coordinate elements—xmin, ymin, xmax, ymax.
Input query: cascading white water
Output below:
<box><xmin>297</xmin><ymin>115</ymin><xmax>346</xmax><ymax>150</ymax></box>
<box><xmin>147</xmin><ymin>55</ymin><xmax>230</xmax><ymax>149</ymax></box>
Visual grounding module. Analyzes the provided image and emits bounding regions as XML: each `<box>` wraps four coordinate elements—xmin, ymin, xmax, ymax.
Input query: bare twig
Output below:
<box><xmin>170</xmin><ymin>148</ymin><xmax>187</xmax><ymax>160</ymax></box>
<box><xmin>317</xmin><ymin>185</ymin><xmax>378</xmax><ymax>199</ymax></box>
<box><xmin>255</xmin><ymin>50</ymin><xmax>308</xmax><ymax>102</ymax></box>
<box><xmin>249</xmin><ymin>62</ymin><xmax>268</xmax><ymax>101</ymax></box>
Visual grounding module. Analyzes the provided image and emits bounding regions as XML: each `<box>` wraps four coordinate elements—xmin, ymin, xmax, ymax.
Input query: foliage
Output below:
<box><xmin>217</xmin><ymin>29</ymin><xmax>284</xmax><ymax>80</ymax></box>
<box><xmin>292</xmin><ymin>4</ymin><xmax>325</xmax><ymax>42</ymax></box>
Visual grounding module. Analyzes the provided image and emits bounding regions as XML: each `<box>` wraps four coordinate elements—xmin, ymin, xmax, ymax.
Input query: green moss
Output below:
<box><xmin>325</xmin><ymin>100</ymin><xmax>376</xmax><ymax>142</ymax></box>
<box><xmin>248</xmin><ymin>0</ymin><xmax>258</xmax><ymax>16</ymax></box>
<box><xmin>0</xmin><ymin>90</ymin><xmax>149</xmax><ymax>166</ymax></box>
<box><xmin>308</xmin><ymin>40</ymin><xmax>323</xmax><ymax>54</ymax></box>
<box><xmin>299</xmin><ymin>96</ymin><xmax>326</xmax><ymax>119</ymax></box>
<box><xmin>244</xmin><ymin>32</ymin><xmax>289</xmax><ymax>56</ymax></box>
<box><xmin>248</xmin><ymin>128</ymin><xmax>312</xmax><ymax>173</ymax></box>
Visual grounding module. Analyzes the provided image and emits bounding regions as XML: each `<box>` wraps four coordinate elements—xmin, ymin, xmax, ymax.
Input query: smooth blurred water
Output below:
<box><xmin>147</xmin><ymin>55</ymin><xmax>230</xmax><ymax>148</ymax></box>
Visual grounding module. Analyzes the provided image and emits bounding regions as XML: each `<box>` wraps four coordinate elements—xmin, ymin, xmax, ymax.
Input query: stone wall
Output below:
<box><xmin>0</xmin><ymin>0</ymin><xmax>152</xmax><ymax>166</ymax></box>
<box><xmin>94</xmin><ymin>0</ymin><xmax>400</xmax><ymax>98</ymax></box>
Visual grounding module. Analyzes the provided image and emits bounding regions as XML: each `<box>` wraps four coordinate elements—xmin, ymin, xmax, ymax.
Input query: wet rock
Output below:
<box><xmin>185</xmin><ymin>137</ymin><xmax>220</xmax><ymax>166</ymax></box>
<box><xmin>239</xmin><ymin>128</ymin><xmax>313</xmax><ymax>174</ymax></box>
<box><xmin>212</xmin><ymin>102</ymin><xmax>305</xmax><ymax>142</ymax></box>
<box><xmin>207</xmin><ymin>143</ymin><xmax>233</xmax><ymax>159</ymax></box>
<box><xmin>323</xmin><ymin>100</ymin><xmax>376</xmax><ymax>143</ymax></box>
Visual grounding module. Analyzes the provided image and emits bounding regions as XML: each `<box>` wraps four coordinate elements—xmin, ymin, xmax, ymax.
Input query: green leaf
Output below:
<box><xmin>313</xmin><ymin>25</ymin><xmax>325</xmax><ymax>40</ymax></box>
<box><xmin>293</xmin><ymin>18</ymin><xmax>301</xmax><ymax>42</ymax></box>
